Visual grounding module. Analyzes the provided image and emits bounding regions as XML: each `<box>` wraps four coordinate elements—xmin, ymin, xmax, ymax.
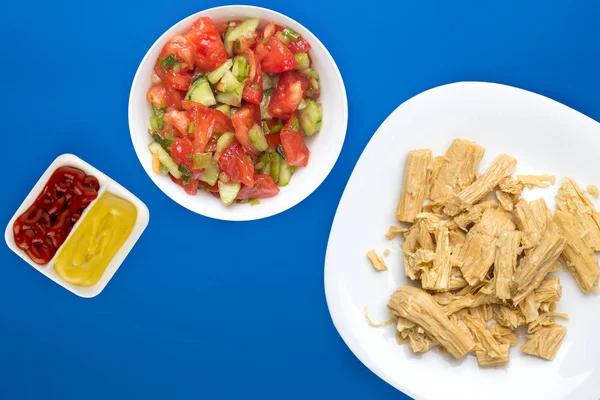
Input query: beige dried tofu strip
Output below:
<box><xmin>556</xmin><ymin>178</ymin><xmax>600</xmax><ymax>250</ymax></box>
<box><xmin>408</xmin><ymin>330</ymin><xmax>438</xmax><ymax>353</ymax></box>
<box><xmin>417</xmin><ymin>220</ymin><xmax>435</xmax><ymax>251</ymax></box>
<box><xmin>448</xmin><ymin>229</ymin><xmax>466</xmax><ymax>248</ymax></box>
<box><xmin>385</xmin><ymin>226</ymin><xmax>404</xmax><ymax>240</ymax></box>
<box><xmin>459</xmin><ymin>209</ymin><xmax>515</xmax><ymax>286</ymax></box>
<box><xmin>494</xmin><ymin>231</ymin><xmax>521</xmax><ymax>300</ymax></box>
<box><xmin>534</xmin><ymin>276</ymin><xmax>562</xmax><ymax>304</ymax></box>
<box><xmin>396</xmin><ymin>149</ymin><xmax>432</xmax><ymax>223</ymax></box>
<box><xmin>489</xmin><ymin>322</ymin><xmax>519</xmax><ymax>346</ymax></box>
<box><xmin>402</xmin><ymin>225</ymin><xmax>421</xmax><ymax>280</ymax></box>
<box><xmin>587</xmin><ymin>184</ymin><xmax>600</xmax><ymax>198</ymax></box>
<box><xmin>511</xmin><ymin>225</ymin><xmax>566</xmax><ymax>305</ymax></box>
<box><xmin>462</xmin><ymin>314</ymin><xmax>508</xmax><ymax>366</ymax></box>
<box><xmin>554</xmin><ymin>210</ymin><xmax>600</xmax><ymax>293</ymax></box>
<box><xmin>453</xmin><ymin>200</ymin><xmax>499</xmax><ymax>230</ymax></box>
<box><xmin>443</xmin><ymin>292</ymin><xmax>499</xmax><ymax>315</ymax></box>
<box><xmin>528</xmin><ymin>311</ymin><xmax>568</xmax><ymax>335</ymax></box>
<box><xmin>499</xmin><ymin>176</ymin><xmax>524</xmax><ymax>196</ymax></box>
<box><xmin>513</xmin><ymin>198</ymin><xmax>552</xmax><ymax>249</ymax></box>
<box><xmin>521</xmin><ymin>324</ymin><xmax>566</xmax><ymax>360</ymax></box>
<box><xmin>494</xmin><ymin>305</ymin><xmax>526</xmax><ymax>329</ymax></box>
<box><xmin>367</xmin><ymin>250</ymin><xmax>388</xmax><ymax>271</ymax></box>
<box><xmin>496</xmin><ymin>190</ymin><xmax>514</xmax><ymax>211</ymax></box>
<box><xmin>429</xmin><ymin>139</ymin><xmax>485</xmax><ymax>203</ymax></box>
<box><xmin>388</xmin><ymin>286</ymin><xmax>475</xmax><ymax>359</ymax></box>
<box><xmin>517</xmin><ymin>174</ymin><xmax>556</xmax><ymax>189</ymax></box>
<box><xmin>448</xmin><ymin>267</ymin><xmax>468</xmax><ymax>291</ymax></box>
<box><xmin>421</xmin><ymin>226</ymin><xmax>452</xmax><ymax>291</ymax></box>
<box><xmin>476</xmin><ymin>344</ymin><xmax>510</xmax><ymax>367</ymax></box>
<box><xmin>444</xmin><ymin>154</ymin><xmax>517</xmax><ymax>216</ymax></box>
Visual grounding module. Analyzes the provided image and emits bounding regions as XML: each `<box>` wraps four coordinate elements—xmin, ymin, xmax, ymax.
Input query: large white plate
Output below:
<box><xmin>325</xmin><ymin>82</ymin><xmax>600</xmax><ymax>400</ymax></box>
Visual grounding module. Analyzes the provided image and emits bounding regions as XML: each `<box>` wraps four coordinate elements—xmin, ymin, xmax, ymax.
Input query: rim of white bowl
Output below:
<box><xmin>128</xmin><ymin>5</ymin><xmax>348</xmax><ymax>221</ymax></box>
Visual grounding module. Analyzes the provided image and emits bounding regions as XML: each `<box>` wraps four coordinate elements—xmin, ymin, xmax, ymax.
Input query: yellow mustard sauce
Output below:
<box><xmin>54</xmin><ymin>192</ymin><xmax>137</xmax><ymax>287</ymax></box>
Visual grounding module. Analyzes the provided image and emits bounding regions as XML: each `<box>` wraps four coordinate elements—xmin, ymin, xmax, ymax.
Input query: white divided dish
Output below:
<box><xmin>129</xmin><ymin>5</ymin><xmax>347</xmax><ymax>221</ymax></box>
<box><xmin>325</xmin><ymin>82</ymin><xmax>600</xmax><ymax>400</ymax></box>
<box><xmin>4</xmin><ymin>154</ymin><xmax>149</xmax><ymax>298</ymax></box>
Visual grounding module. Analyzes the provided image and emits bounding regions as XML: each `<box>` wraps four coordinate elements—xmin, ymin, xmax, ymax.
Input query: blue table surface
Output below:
<box><xmin>1</xmin><ymin>1</ymin><xmax>599</xmax><ymax>399</ymax></box>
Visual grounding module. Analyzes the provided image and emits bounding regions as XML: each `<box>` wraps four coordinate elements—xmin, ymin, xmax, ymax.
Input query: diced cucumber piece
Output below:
<box><xmin>198</xmin><ymin>161</ymin><xmax>220</xmax><ymax>186</ymax></box>
<box><xmin>214</xmin><ymin>104</ymin><xmax>231</xmax><ymax>118</ymax></box>
<box><xmin>297</xmin><ymin>98</ymin><xmax>307</xmax><ymax>110</ymax></box>
<box><xmin>192</xmin><ymin>152</ymin><xmax>213</xmax><ymax>169</ymax></box>
<box><xmin>282</xmin><ymin>27</ymin><xmax>300</xmax><ymax>42</ymax></box>
<box><xmin>178</xmin><ymin>163</ymin><xmax>192</xmax><ymax>178</ymax></box>
<box><xmin>231</xmin><ymin>56</ymin><xmax>249</xmax><ymax>82</ymax></box>
<box><xmin>218</xmin><ymin>181</ymin><xmax>241</xmax><ymax>205</ymax></box>
<box><xmin>262</xmin><ymin>73</ymin><xmax>273</xmax><ymax>90</ymax></box>
<box><xmin>225</xmin><ymin>18</ymin><xmax>260</xmax><ymax>43</ymax></box>
<box><xmin>275</xmin><ymin>31</ymin><xmax>290</xmax><ymax>45</ymax></box>
<box><xmin>278</xmin><ymin>159</ymin><xmax>295</xmax><ymax>186</ymax></box>
<box><xmin>294</xmin><ymin>53</ymin><xmax>310</xmax><ymax>70</ymax></box>
<box><xmin>215</xmin><ymin>132</ymin><xmax>236</xmax><ymax>159</ymax></box>
<box><xmin>150</xmin><ymin>114</ymin><xmax>161</xmax><ymax>131</ymax></box>
<box><xmin>215</xmin><ymin>91</ymin><xmax>242</xmax><ymax>107</ymax></box>
<box><xmin>248</xmin><ymin>124</ymin><xmax>268</xmax><ymax>152</ymax></box>
<box><xmin>260</xmin><ymin>90</ymin><xmax>272</xmax><ymax>120</ymax></box>
<box><xmin>249</xmin><ymin>199</ymin><xmax>260</xmax><ymax>206</ymax></box>
<box><xmin>300</xmin><ymin>68</ymin><xmax>319</xmax><ymax>80</ymax></box>
<box><xmin>258</xmin><ymin>154</ymin><xmax>271</xmax><ymax>176</ymax></box>
<box><xmin>299</xmin><ymin>99</ymin><xmax>322</xmax><ymax>136</ymax></box>
<box><xmin>148</xmin><ymin>142</ymin><xmax>182</xmax><ymax>178</ymax></box>
<box><xmin>159</xmin><ymin>163</ymin><xmax>169</xmax><ymax>175</ymax></box>
<box><xmin>219</xmin><ymin>70</ymin><xmax>244</xmax><ymax>94</ymax></box>
<box><xmin>270</xmin><ymin>121</ymin><xmax>282</xmax><ymax>133</ymax></box>
<box><xmin>207</xmin><ymin>59</ymin><xmax>233</xmax><ymax>84</ymax></box>
<box><xmin>185</xmin><ymin>77</ymin><xmax>216</xmax><ymax>106</ymax></box>
<box><xmin>268</xmin><ymin>153</ymin><xmax>281</xmax><ymax>184</ymax></box>
<box><xmin>224</xmin><ymin>25</ymin><xmax>234</xmax><ymax>56</ymax></box>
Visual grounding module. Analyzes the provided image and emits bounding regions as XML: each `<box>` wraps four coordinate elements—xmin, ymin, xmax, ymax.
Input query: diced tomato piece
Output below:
<box><xmin>163</xmin><ymin>110</ymin><xmax>191</xmax><ymax>137</ymax></box>
<box><xmin>183</xmin><ymin>101</ymin><xmax>233</xmax><ymax>153</ymax></box>
<box><xmin>288</xmin><ymin>37</ymin><xmax>311</xmax><ymax>54</ymax></box>
<box><xmin>265</xmin><ymin>132</ymin><xmax>281</xmax><ymax>149</ymax></box>
<box><xmin>242</xmin><ymin>49</ymin><xmax>263</xmax><ymax>104</ymax></box>
<box><xmin>169</xmin><ymin>138</ymin><xmax>194</xmax><ymax>169</ymax></box>
<box><xmin>237</xmin><ymin>174</ymin><xmax>280</xmax><ymax>199</ymax></box>
<box><xmin>280</xmin><ymin>114</ymin><xmax>309</xmax><ymax>167</ymax></box>
<box><xmin>159</xmin><ymin>35</ymin><xmax>196</xmax><ymax>70</ymax></box>
<box><xmin>198</xmin><ymin>180</ymin><xmax>219</xmax><ymax>193</ymax></box>
<box><xmin>232</xmin><ymin>103</ymin><xmax>261</xmax><ymax>151</ymax></box>
<box><xmin>215</xmin><ymin>21</ymin><xmax>229</xmax><ymax>35</ymax></box>
<box><xmin>165</xmin><ymin>86</ymin><xmax>184</xmax><ymax>111</ymax></box>
<box><xmin>268</xmin><ymin>70</ymin><xmax>310</xmax><ymax>119</ymax></box>
<box><xmin>163</xmin><ymin>70</ymin><xmax>193</xmax><ymax>91</ymax></box>
<box><xmin>218</xmin><ymin>142</ymin><xmax>254</xmax><ymax>187</ymax></box>
<box><xmin>170</xmin><ymin>174</ymin><xmax>198</xmax><ymax>195</ymax></box>
<box><xmin>185</xmin><ymin>17</ymin><xmax>229</xmax><ymax>72</ymax></box>
<box><xmin>260</xmin><ymin>37</ymin><xmax>298</xmax><ymax>73</ymax></box>
<box><xmin>147</xmin><ymin>84</ymin><xmax>167</xmax><ymax>109</ymax></box>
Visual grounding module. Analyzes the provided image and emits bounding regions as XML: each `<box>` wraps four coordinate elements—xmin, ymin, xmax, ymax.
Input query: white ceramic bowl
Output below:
<box><xmin>128</xmin><ymin>5</ymin><xmax>347</xmax><ymax>221</ymax></box>
<box><xmin>4</xmin><ymin>154</ymin><xmax>150</xmax><ymax>298</ymax></box>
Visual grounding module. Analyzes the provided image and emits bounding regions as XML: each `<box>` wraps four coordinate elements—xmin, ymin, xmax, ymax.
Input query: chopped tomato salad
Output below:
<box><xmin>146</xmin><ymin>17</ymin><xmax>323</xmax><ymax>205</ymax></box>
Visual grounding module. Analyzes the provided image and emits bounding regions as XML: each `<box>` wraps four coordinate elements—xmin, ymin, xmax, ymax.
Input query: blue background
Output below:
<box><xmin>1</xmin><ymin>1</ymin><xmax>599</xmax><ymax>399</ymax></box>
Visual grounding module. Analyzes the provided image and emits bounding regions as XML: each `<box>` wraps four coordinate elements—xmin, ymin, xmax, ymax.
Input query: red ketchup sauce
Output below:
<box><xmin>13</xmin><ymin>166</ymin><xmax>100</xmax><ymax>265</ymax></box>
